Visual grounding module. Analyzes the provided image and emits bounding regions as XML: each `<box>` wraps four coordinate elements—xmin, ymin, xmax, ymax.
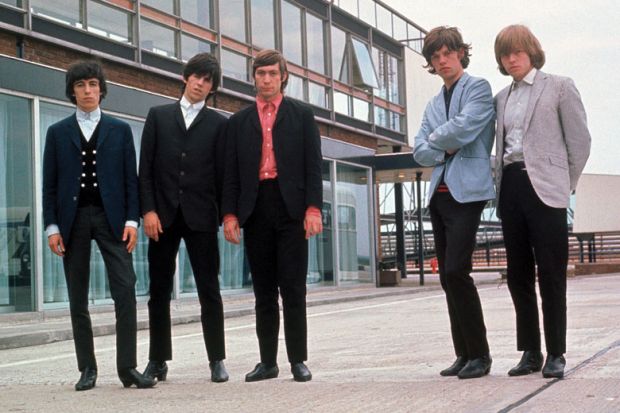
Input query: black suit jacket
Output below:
<box><xmin>222</xmin><ymin>97</ymin><xmax>323</xmax><ymax>226</ymax></box>
<box><xmin>139</xmin><ymin>102</ymin><xmax>227</xmax><ymax>232</ymax></box>
<box><xmin>43</xmin><ymin>113</ymin><xmax>139</xmax><ymax>244</ymax></box>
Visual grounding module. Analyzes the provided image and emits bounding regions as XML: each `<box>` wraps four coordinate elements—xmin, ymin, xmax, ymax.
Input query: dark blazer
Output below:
<box><xmin>42</xmin><ymin>113</ymin><xmax>139</xmax><ymax>244</ymax></box>
<box><xmin>222</xmin><ymin>97</ymin><xmax>323</xmax><ymax>226</ymax></box>
<box><xmin>139</xmin><ymin>102</ymin><xmax>227</xmax><ymax>232</ymax></box>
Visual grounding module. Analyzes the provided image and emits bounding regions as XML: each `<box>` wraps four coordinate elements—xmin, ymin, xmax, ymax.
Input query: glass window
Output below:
<box><xmin>374</xmin><ymin>106</ymin><xmax>387</xmax><ymax>128</ymax></box>
<box><xmin>352</xmin><ymin>97</ymin><xmax>369</xmax><ymax>122</ymax></box>
<box><xmin>390</xmin><ymin>110</ymin><xmax>402</xmax><ymax>132</ymax></box>
<box><xmin>220</xmin><ymin>0</ymin><xmax>246</xmax><ymax>42</ymax></box>
<box><xmin>331</xmin><ymin>26</ymin><xmax>348</xmax><ymax>83</ymax></box>
<box><xmin>221</xmin><ymin>49</ymin><xmax>249</xmax><ymax>82</ymax></box>
<box><xmin>308</xmin><ymin>161</ymin><xmax>334</xmax><ymax>285</ymax></box>
<box><xmin>393</xmin><ymin>15</ymin><xmax>407</xmax><ymax>41</ymax></box>
<box><xmin>336</xmin><ymin>163</ymin><xmax>372</xmax><ymax>283</ymax></box>
<box><xmin>30</xmin><ymin>0</ymin><xmax>82</xmax><ymax>28</ymax></box>
<box><xmin>376</xmin><ymin>4</ymin><xmax>391</xmax><ymax>36</ymax></box>
<box><xmin>281</xmin><ymin>1</ymin><xmax>302</xmax><ymax>66</ymax></box>
<box><xmin>287</xmin><ymin>73</ymin><xmax>305</xmax><ymax>101</ymax></box>
<box><xmin>180</xmin><ymin>0</ymin><xmax>212</xmax><ymax>28</ymax></box>
<box><xmin>308</xmin><ymin>82</ymin><xmax>329</xmax><ymax>109</ymax></box>
<box><xmin>372</xmin><ymin>47</ymin><xmax>387</xmax><ymax>99</ymax></box>
<box><xmin>334</xmin><ymin>91</ymin><xmax>350</xmax><ymax>116</ymax></box>
<box><xmin>181</xmin><ymin>34</ymin><xmax>213</xmax><ymax>62</ymax></box>
<box><xmin>140</xmin><ymin>19</ymin><xmax>176</xmax><ymax>58</ymax></box>
<box><xmin>2</xmin><ymin>0</ymin><xmax>23</xmax><ymax>7</ymax></box>
<box><xmin>251</xmin><ymin>0</ymin><xmax>275</xmax><ymax>49</ymax></box>
<box><xmin>351</xmin><ymin>38</ymin><xmax>379</xmax><ymax>90</ymax></box>
<box><xmin>0</xmin><ymin>93</ymin><xmax>34</xmax><ymax>312</ymax></box>
<box><xmin>141</xmin><ymin>0</ymin><xmax>174</xmax><ymax>15</ymax></box>
<box><xmin>358</xmin><ymin>0</ymin><xmax>375</xmax><ymax>27</ymax></box>
<box><xmin>337</xmin><ymin>0</ymin><xmax>357</xmax><ymax>17</ymax></box>
<box><xmin>306</xmin><ymin>13</ymin><xmax>325</xmax><ymax>74</ymax></box>
<box><xmin>388</xmin><ymin>54</ymin><xmax>400</xmax><ymax>104</ymax></box>
<box><xmin>87</xmin><ymin>2</ymin><xmax>132</xmax><ymax>43</ymax></box>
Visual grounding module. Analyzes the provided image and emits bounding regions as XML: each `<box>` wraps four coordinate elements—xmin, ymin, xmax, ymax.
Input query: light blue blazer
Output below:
<box><xmin>413</xmin><ymin>72</ymin><xmax>496</xmax><ymax>205</ymax></box>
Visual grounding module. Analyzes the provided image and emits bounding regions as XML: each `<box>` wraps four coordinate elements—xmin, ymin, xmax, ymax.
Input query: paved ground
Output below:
<box><xmin>0</xmin><ymin>272</ymin><xmax>619</xmax><ymax>412</ymax></box>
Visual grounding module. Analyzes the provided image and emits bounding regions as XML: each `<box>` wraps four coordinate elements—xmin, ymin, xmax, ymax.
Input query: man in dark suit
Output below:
<box><xmin>43</xmin><ymin>61</ymin><xmax>155</xmax><ymax>390</ymax></box>
<box><xmin>139</xmin><ymin>53</ymin><xmax>229</xmax><ymax>383</ymax></box>
<box><xmin>222</xmin><ymin>49</ymin><xmax>323</xmax><ymax>382</ymax></box>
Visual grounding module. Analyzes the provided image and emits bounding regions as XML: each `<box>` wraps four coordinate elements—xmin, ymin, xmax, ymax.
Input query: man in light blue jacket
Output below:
<box><xmin>413</xmin><ymin>26</ymin><xmax>495</xmax><ymax>379</ymax></box>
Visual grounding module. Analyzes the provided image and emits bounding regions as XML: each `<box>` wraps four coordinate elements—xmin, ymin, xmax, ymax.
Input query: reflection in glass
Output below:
<box><xmin>221</xmin><ymin>49</ymin><xmax>248</xmax><ymax>82</ymax></box>
<box><xmin>0</xmin><ymin>94</ymin><xmax>33</xmax><ymax>312</ymax></box>
<box><xmin>336</xmin><ymin>164</ymin><xmax>371</xmax><ymax>283</ymax></box>
<box><xmin>333</xmin><ymin>91</ymin><xmax>350</xmax><ymax>116</ymax></box>
<box><xmin>181</xmin><ymin>0</ymin><xmax>212</xmax><ymax>28</ymax></box>
<box><xmin>308</xmin><ymin>82</ymin><xmax>328</xmax><ymax>109</ymax></box>
<box><xmin>220</xmin><ymin>0</ymin><xmax>246</xmax><ymax>42</ymax></box>
<box><xmin>251</xmin><ymin>0</ymin><xmax>275</xmax><ymax>49</ymax></box>
<box><xmin>351</xmin><ymin>38</ymin><xmax>379</xmax><ymax>90</ymax></box>
<box><xmin>142</xmin><ymin>0</ymin><xmax>174</xmax><ymax>15</ymax></box>
<box><xmin>2</xmin><ymin>0</ymin><xmax>23</xmax><ymax>7</ymax></box>
<box><xmin>331</xmin><ymin>26</ymin><xmax>348</xmax><ymax>83</ymax></box>
<box><xmin>388</xmin><ymin>54</ymin><xmax>400</xmax><ymax>104</ymax></box>
<box><xmin>306</xmin><ymin>13</ymin><xmax>325</xmax><ymax>74</ymax></box>
<box><xmin>308</xmin><ymin>161</ymin><xmax>334</xmax><ymax>284</ymax></box>
<box><xmin>140</xmin><ymin>19</ymin><xmax>176</xmax><ymax>58</ymax></box>
<box><xmin>287</xmin><ymin>74</ymin><xmax>304</xmax><ymax>101</ymax></box>
<box><xmin>372</xmin><ymin>47</ymin><xmax>387</xmax><ymax>99</ymax></box>
<box><xmin>352</xmin><ymin>97</ymin><xmax>370</xmax><ymax>122</ymax></box>
<box><xmin>281</xmin><ymin>1</ymin><xmax>302</xmax><ymax>65</ymax></box>
<box><xmin>390</xmin><ymin>110</ymin><xmax>402</xmax><ymax>132</ymax></box>
<box><xmin>181</xmin><ymin>34</ymin><xmax>213</xmax><ymax>62</ymax></box>
<box><xmin>87</xmin><ymin>2</ymin><xmax>132</xmax><ymax>43</ymax></box>
<box><xmin>374</xmin><ymin>105</ymin><xmax>387</xmax><ymax>128</ymax></box>
<box><xmin>30</xmin><ymin>0</ymin><xmax>82</xmax><ymax>28</ymax></box>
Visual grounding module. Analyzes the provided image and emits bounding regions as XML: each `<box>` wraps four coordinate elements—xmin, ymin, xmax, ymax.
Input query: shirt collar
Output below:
<box><xmin>256</xmin><ymin>94</ymin><xmax>283</xmax><ymax>113</ymax></box>
<box><xmin>514</xmin><ymin>68</ymin><xmax>537</xmax><ymax>90</ymax></box>
<box><xmin>180</xmin><ymin>95</ymin><xmax>205</xmax><ymax>112</ymax></box>
<box><xmin>76</xmin><ymin>106</ymin><xmax>101</xmax><ymax>122</ymax></box>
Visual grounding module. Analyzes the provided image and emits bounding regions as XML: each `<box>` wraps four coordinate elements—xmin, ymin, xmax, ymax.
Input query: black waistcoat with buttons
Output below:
<box><xmin>78</xmin><ymin>123</ymin><xmax>103</xmax><ymax>207</ymax></box>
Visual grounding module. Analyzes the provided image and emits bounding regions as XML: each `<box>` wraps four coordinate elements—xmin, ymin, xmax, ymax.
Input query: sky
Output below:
<box><xmin>384</xmin><ymin>0</ymin><xmax>620</xmax><ymax>175</ymax></box>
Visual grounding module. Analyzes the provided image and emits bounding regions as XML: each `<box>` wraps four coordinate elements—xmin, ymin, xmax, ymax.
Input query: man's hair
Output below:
<box><xmin>65</xmin><ymin>61</ymin><xmax>107</xmax><ymax>104</ymax></box>
<box><xmin>182</xmin><ymin>52</ymin><xmax>221</xmax><ymax>93</ymax></box>
<box><xmin>252</xmin><ymin>49</ymin><xmax>289</xmax><ymax>92</ymax></box>
<box><xmin>494</xmin><ymin>25</ymin><xmax>546</xmax><ymax>76</ymax></box>
<box><xmin>422</xmin><ymin>26</ymin><xmax>471</xmax><ymax>74</ymax></box>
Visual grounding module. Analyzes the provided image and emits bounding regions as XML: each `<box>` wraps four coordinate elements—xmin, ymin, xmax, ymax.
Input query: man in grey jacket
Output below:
<box><xmin>413</xmin><ymin>26</ymin><xmax>495</xmax><ymax>379</ymax></box>
<box><xmin>494</xmin><ymin>24</ymin><xmax>591</xmax><ymax>379</ymax></box>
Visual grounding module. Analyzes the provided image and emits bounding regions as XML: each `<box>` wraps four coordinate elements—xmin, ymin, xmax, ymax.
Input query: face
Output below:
<box><xmin>183</xmin><ymin>73</ymin><xmax>213</xmax><ymax>104</ymax></box>
<box><xmin>430</xmin><ymin>45</ymin><xmax>464</xmax><ymax>87</ymax></box>
<box><xmin>73</xmin><ymin>78</ymin><xmax>101</xmax><ymax>112</ymax></box>
<box><xmin>254</xmin><ymin>63</ymin><xmax>287</xmax><ymax>101</ymax></box>
<box><xmin>500</xmin><ymin>49</ymin><xmax>533</xmax><ymax>82</ymax></box>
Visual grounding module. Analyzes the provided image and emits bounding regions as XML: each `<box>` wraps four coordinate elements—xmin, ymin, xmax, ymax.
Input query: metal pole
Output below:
<box><xmin>394</xmin><ymin>182</ymin><xmax>406</xmax><ymax>279</ymax></box>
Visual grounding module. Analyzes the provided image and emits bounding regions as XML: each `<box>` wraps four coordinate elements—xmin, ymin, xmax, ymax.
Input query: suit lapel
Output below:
<box><xmin>96</xmin><ymin>114</ymin><xmax>111</xmax><ymax>150</ymax></box>
<box><xmin>522</xmin><ymin>70</ymin><xmax>547</xmax><ymax>135</ymax></box>
<box><xmin>174</xmin><ymin>102</ymin><xmax>187</xmax><ymax>133</ymax></box>
<box><xmin>188</xmin><ymin>107</ymin><xmax>207</xmax><ymax>130</ymax></box>
<box><xmin>249</xmin><ymin>103</ymin><xmax>262</xmax><ymax>134</ymax></box>
<box><xmin>448</xmin><ymin>73</ymin><xmax>468</xmax><ymax>120</ymax></box>
<box><xmin>67</xmin><ymin>114</ymin><xmax>81</xmax><ymax>151</ymax></box>
<box><xmin>495</xmin><ymin>87</ymin><xmax>510</xmax><ymax>159</ymax></box>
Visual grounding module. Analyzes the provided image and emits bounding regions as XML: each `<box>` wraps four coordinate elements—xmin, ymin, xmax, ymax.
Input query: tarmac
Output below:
<box><xmin>1</xmin><ymin>271</ymin><xmax>619</xmax><ymax>413</ymax></box>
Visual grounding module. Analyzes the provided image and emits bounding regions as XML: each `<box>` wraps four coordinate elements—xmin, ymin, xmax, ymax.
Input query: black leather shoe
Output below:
<box><xmin>508</xmin><ymin>350</ymin><xmax>544</xmax><ymax>376</ymax></box>
<box><xmin>209</xmin><ymin>360</ymin><xmax>229</xmax><ymax>383</ymax></box>
<box><xmin>291</xmin><ymin>362</ymin><xmax>312</xmax><ymax>382</ymax></box>
<box><xmin>458</xmin><ymin>355</ymin><xmax>492</xmax><ymax>379</ymax></box>
<box><xmin>245</xmin><ymin>362</ymin><xmax>279</xmax><ymax>382</ymax></box>
<box><xmin>542</xmin><ymin>354</ymin><xmax>566</xmax><ymax>379</ymax></box>
<box><xmin>143</xmin><ymin>360</ymin><xmax>168</xmax><ymax>381</ymax></box>
<box><xmin>119</xmin><ymin>368</ymin><xmax>157</xmax><ymax>388</ymax></box>
<box><xmin>440</xmin><ymin>356</ymin><xmax>467</xmax><ymax>376</ymax></box>
<box><xmin>75</xmin><ymin>367</ymin><xmax>97</xmax><ymax>391</ymax></box>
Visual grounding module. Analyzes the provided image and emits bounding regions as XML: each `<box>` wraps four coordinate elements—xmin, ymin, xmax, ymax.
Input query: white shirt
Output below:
<box><xmin>76</xmin><ymin>106</ymin><xmax>101</xmax><ymax>141</ymax></box>
<box><xmin>503</xmin><ymin>68</ymin><xmax>537</xmax><ymax>165</ymax></box>
<box><xmin>179</xmin><ymin>95</ymin><xmax>205</xmax><ymax>129</ymax></box>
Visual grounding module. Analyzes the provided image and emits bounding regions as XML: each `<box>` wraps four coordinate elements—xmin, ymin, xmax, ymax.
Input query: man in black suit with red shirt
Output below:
<box><xmin>139</xmin><ymin>53</ymin><xmax>228</xmax><ymax>383</ymax></box>
<box><xmin>222</xmin><ymin>49</ymin><xmax>323</xmax><ymax>383</ymax></box>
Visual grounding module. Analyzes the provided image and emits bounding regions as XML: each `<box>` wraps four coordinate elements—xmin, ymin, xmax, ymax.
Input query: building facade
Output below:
<box><xmin>0</xmin><ymin>0</ymin><xmax>431</xmax><ymax>313</ymax></box>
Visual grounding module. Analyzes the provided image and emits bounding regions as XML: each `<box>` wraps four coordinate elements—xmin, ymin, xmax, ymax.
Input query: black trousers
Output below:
<box><xmin>243</xmin><ymin>179</ymin><xmax>308</xmax><ymax>365</ymax></box>
<box><xmin>63</xmin><ymin>206</ymin><xmax>137</xmax><ymax>372</ymax></box>
<box><xmin>429</xmin><ymin>192</ymin><xmax>489</xmax><ymax>359</ymax></box>
<box><xmin>499</xmin><ymin>163</ymin><xmax>568</xmax><ymax>355</ymax></box>
<box><xmin>147</xmin><ymin>209</ymin><xmax>225</xmax><ymax>362</ymax></box>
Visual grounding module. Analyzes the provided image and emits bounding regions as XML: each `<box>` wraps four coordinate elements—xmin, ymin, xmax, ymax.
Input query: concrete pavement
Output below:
<box><xmin>0</xmin><ymin>272</ymin><xmax>619</xmax><ymax>413</ymax></box>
